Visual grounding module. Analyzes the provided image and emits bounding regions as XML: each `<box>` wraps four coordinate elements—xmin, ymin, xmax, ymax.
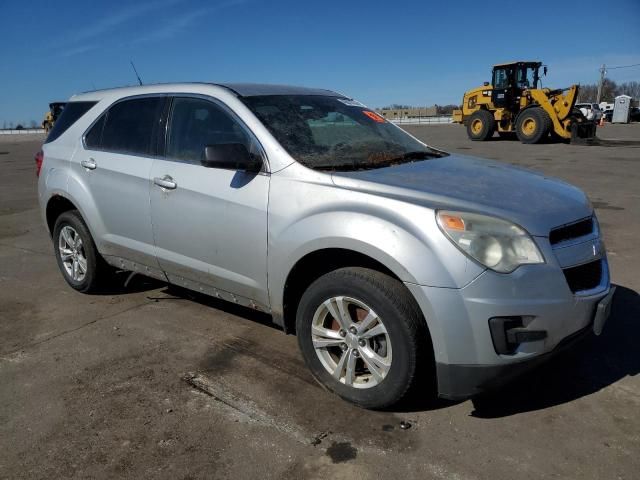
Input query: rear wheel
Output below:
<box><xmin>53</xmin><ymin>210</ymin><xmax>108</xmax><ymax>293</ymax></box>
<box><xmin>296</xmin><ymin>267</ymin><xmax>432</xmax><ymax>409</ymax></box>
<box><xmin>466</xmin><ymin>110</ymin><xmax>495</xmax><ymax>141</ymax></box>
<box><xmin>515</xmin><ymin>107</ymin><xmax>551</xmax><ymax>144</ymax></box>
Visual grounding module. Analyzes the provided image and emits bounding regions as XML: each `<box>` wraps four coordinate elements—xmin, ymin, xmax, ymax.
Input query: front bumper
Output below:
<box><xmin>435</xmin><ymin>316</ymin><xmax>595</xmax><ymax>400</ymax></box>
<box><xmin>406</xmin><ymin>241</ymin><xmax>611</xmax><ymax>400</ymax></box>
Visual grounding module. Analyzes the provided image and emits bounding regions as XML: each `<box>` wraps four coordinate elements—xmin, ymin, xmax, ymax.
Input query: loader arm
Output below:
<box><xmin>527</xmin><ymin>85</ymin><xmax>580</xmax><ymax>140</ymax></box>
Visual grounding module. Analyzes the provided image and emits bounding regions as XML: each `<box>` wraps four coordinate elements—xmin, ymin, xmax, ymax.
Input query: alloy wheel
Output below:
<box><xmin>58</xmin><ymin>225</ymin><xmax>87</xmax><ymax>282</ymax></box>
<box><xmin>311</xmin><ymin>296</ymin><xmax>392</xmax><ymax>389</ymax></box>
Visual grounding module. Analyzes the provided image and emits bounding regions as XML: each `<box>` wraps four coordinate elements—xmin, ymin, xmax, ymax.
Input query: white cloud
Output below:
<box><xmin>54</xmin><ymin>0</ymin><xmax>247</xmax><ymax>57</ymax></box>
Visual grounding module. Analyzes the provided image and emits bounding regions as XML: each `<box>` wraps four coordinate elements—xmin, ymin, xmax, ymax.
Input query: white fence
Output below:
<box><xmin>389</xmin><ymin>115</ymin><xmax>453</xmax><ymax>125</ymax></box>
<box><xmin>0</xmin><ymin>129</ymin><xmax>46</xmax><ymax>135</ymax></box>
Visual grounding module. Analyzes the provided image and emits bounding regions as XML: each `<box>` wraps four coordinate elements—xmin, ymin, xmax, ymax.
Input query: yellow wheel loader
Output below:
<box><xmin>41</xmin><ymin>102</ymin><xmax>66</xmax><ymax>133</ymax></box>
<box><xmin>452</xmin><ymin>62</ymin><xmax>596</xmax><ymax>144</ymax></box>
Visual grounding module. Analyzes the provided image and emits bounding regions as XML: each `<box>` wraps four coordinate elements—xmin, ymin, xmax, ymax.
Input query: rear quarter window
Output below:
<box><xmin>84</xmin><ymin>115</ymin><xmax>105</xmax><ymax>149</ymax></box>
<box><xmin>45</xmin><ymin>101</ymin><xmax>97</xmax><ymax>144</ymax></box>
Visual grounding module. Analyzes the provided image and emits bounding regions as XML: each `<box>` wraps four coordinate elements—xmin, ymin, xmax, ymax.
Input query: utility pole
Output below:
<box><xmin>596</xmin><ymin>64</ymin><xmax>606</xmax><ymax>104</ymax></box>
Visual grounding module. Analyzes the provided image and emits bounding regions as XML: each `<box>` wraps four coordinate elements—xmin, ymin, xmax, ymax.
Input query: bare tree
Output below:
<box><xmin>618</xmin><ymin>81</ymin><xmax>640</xmax><ymax>98</ymax></box>
<box><xmin>29</xmin><ymin>120</ymin><xmax>38</xmax><ymax>129</ymax></box>
<box><xmin>380</xmin><ymin>104</ymin><xmax>414</xmax><ymax>110</ymax></box>
<box><xmin>576</xmin><ymin>78</ymin><xmax>631</xmax><ymax>103</ymax></box>
<box><xmin>436</xmin><ymin>104</ymin><xmax>460</xmax><ymax>115</ymax></box>
<box><xmin>601</xmin><ymin>78</ymin><xmax>619</xmax><ymax>102</ymax></box>
<box><xmin>577</xmin><ymin>84</ymin><xmax>598</xmax><ymax>102</ymax></box>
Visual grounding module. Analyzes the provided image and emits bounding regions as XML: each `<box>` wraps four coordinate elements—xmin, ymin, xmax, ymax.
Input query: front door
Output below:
<box><xmin>149</xmin><ymin>96</ymin><xmax>270</xmax><ymax>307</ymax></box>
<box><xmin>491</xmin><ymin>67</ymin><xmax>513</xmax><ymax>109</ymax></box>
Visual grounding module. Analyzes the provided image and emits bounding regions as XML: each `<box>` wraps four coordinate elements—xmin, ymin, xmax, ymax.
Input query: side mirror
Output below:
<box><xmin>483</xmin><ymin>81</ymin><xmax>490</xmax><ymax>86</ymax></box>
<box><xmin>543</xmin><ymin>66</ymin><xmax>548</xmax><ymax>76</ymax></box>
<box><xmin>202</xmin><ymin>143</ymin><xmax>262</xmax><ymax>173</ymax></box>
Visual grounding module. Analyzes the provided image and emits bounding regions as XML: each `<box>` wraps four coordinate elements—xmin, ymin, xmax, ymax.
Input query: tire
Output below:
<box><xmin>53</xmin><ymin>210</ymin><xmax>107</xmax><ymax>293</ymax></box>
<box><xmin>466</xmin><ymin>110</ymin><xmax>495</xmax><ymax>141</ymax></box>
<box><xmin>515</xmin><ymin>107</ymin><xmax>551</xmax><ymax>144</ymax></box>
<box><xmin>296</xmin><ymin>267</ymin><xmax>432</xmax><ymax>409</ymax></box>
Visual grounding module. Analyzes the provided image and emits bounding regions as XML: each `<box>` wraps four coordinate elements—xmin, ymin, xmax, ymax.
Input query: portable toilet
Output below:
<box><xmin>612</xmin><ymin>95</ymin><xmax>632</xmax><ymax>123</ymax></box>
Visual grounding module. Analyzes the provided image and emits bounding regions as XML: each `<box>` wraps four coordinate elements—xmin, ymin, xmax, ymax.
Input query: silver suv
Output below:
<box><xmin>37</xmin><ymin>83</ymin><xmax>614</xmax><ymax>408</ymax></box>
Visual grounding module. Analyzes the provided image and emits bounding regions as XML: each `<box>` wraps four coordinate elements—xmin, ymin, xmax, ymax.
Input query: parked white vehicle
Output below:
<box><xmin>599</xmin><ymin>102</ymin><xmax>613</xmax><ymax>113</ymax></box>
<box><xmin>575</xmin><ymin>103</ymin><xmax>602</xmax><ymax>122</ymax></box>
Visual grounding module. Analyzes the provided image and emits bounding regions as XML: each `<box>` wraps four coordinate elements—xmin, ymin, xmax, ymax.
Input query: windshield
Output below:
<box><xmin>241</xmin><ymin>95</ymin><xmax>445</xmax><ymax>170</ymax></box>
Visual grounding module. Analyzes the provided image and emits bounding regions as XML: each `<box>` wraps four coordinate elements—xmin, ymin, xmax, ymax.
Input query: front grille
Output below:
<box><xmin>550</xmin><ymin>217</ymin><xmax>594</xmax><ymax>245</ymax></box>
<box><xmin>562</xmin><ymin>260</ymin><xmax>602</xmax><ymax>293</ymax></box>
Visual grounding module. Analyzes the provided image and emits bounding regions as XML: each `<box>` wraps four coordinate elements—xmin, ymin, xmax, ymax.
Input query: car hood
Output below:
<box><xmin>331</xmin><ymin>154</ymin><xmax>592</xmax><ymax>236</ymax></box>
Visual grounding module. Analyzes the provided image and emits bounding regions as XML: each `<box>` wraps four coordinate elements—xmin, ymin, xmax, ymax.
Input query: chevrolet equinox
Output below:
<box><xmin>37</xmin><ymin>83</ymin><xmax>615</xmax><ymax>408</ymax></box>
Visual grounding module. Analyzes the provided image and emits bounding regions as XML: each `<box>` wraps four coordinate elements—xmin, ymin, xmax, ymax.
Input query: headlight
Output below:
<box><xmin>436</xmin><ymin>211</ymin><xmax>544</xmax><ymax>273</ymax></box>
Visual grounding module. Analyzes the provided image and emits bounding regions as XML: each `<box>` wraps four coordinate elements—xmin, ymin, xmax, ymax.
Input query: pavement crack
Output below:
<box><xmin>0</xmin><ymin>301</ymin><xmax>149</xmax><ymax>359</ymax></box>
<box><xmin>183</xmin><ymin>372</ymin><xmax>320</xmax><ymax>446</ymax></box>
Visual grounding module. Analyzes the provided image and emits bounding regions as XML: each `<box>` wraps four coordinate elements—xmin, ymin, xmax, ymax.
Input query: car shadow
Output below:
<box><xmin>469</xmin><ymin>285</ymin><xmax>640</xmax><ymax>418</ymax></box>
<box><xmin>156</xmin><ymin>284</ymin><xmax>279</xmax><ymax>331</ymax></box>
<box><xmin>92</xmin><ymin>270</ymin><xmax>167</xmax><ymax>295</ymax></box>
<box><xmin>98</xmin><ymin>271</ymin><xmax>639</xmax><ymax>416</ymax></box>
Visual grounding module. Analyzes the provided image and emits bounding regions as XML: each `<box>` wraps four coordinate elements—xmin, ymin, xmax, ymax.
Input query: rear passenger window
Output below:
<box><xmin>101</xmin><ymin>97</ymin><xmax>163</xmax><ymax>155</ymax></box>
<box><xmin>166</xmin><ymin>97</ymin><xmax>252</xmax><ymax>164</ymax></box>
<box><xmin>84</xmin><ymin>115</ymin><xmax>105</xmax><ymax>149</ymax></box>
<box><xmin>45</xmin><ymin>102</ymin><xmax>97</xmax><ymax>144</ymax></box>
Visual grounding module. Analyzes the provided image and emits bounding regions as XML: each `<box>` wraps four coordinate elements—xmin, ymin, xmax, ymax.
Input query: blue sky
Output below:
<box><xmin>1</xmin><ymin>0</ymin><xmax>639</xmax><ymax>125</ymax></box>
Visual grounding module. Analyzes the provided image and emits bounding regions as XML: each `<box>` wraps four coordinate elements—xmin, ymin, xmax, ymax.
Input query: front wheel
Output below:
<box><xmin>296</xmin><ymin>267</ymin><xmax>431</xmax><ymax>409</ymax></box>
<box><xmin>515</xmin><ymin>107</ymin><xmax>551</xmax><ymax>144</ymax></box>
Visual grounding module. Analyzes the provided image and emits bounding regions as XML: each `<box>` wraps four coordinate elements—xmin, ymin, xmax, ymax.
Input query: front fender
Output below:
<box><xmin>268</xmin><ymin>201</ymin><xmax>482</xmax><ymax>316</ymax></box>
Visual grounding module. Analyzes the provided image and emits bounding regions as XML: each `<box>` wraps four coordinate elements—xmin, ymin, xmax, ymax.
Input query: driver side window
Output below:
<box><xmin>493</xmin><ymin>68</ymin><xmax>509</xmax><ymax>89</ymax></box>
<box><xmin>166</xmin><ymin>97</ymin><xmax>253</xmax><ymax>164</ymax></box>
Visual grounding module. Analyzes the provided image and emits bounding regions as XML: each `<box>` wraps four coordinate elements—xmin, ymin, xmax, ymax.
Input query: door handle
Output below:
<box><xmin>153</xmin><ymin>175</ymin><xmax>177</xmax><ymax>190</ymax></box>
<box><xmin>81</xmin><ymin>159</ymin><xmax>97</xmax><ymax>170</ymax></box>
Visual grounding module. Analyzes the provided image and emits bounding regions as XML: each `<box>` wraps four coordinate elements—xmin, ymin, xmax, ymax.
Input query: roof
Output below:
<box><xmin>493</xmin><ymin>61</ymin><xmax>542</xmax><ymax>67</ymax></box>
<box><xmin>70</xmin><ymin>82</ymin><xmax>344</xmax><ymax>102</ymax></box>
<box><xmin>219</xmin><ymin>83</ymin><xmax>342</xmax><ymax>97</ymax></box>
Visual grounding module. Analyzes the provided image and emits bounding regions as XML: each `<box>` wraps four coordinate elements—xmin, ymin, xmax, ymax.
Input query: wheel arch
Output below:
<box><xmin>46</xmin><ymin>194</ymin><xmax>80</xmax><ymax>236</ymax></box>
<box><xmin>44</xmin><ymin>187</ymin><xmax>104</xmax><ymax>251</ymax></box>
<box><xmin>279</xmin><ymin>245</ymin><xmax>419</xmax><ymax>336</ymax></box>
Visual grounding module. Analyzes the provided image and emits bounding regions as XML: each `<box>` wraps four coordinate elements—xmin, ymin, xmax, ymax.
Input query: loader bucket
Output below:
<box><xmin>570</xmin><ymin>118</ymin><xmax>598</xmax><ymax>145</ymax></box>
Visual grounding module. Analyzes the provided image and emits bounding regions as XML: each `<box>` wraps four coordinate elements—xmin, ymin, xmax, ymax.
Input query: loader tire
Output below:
<box><xmin>516</xmin><ymin>107</ymin><xmax>551</xmax><ymax>144</ymax></box>
<box><xmin>466</xmin><ymin>110</ymin><xmax>495</xmax><ymax>141</ymax></box>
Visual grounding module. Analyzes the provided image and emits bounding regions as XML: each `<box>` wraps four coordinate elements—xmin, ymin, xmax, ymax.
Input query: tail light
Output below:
<box><xmin>35</xmin><ymin>150</ymin><xmax>44</xmax><ymax>177</ymax></box>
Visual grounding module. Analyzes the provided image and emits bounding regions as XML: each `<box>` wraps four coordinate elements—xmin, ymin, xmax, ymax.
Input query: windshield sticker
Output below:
<box><xmin>336</xmin><ymin>98</ymin><xmax>366</xmax><ymax>107</ymax></box>
<box><xmin>362</xmin><ymin>110</ymin><xmax>385</xmax><ymax>123</ymax></box>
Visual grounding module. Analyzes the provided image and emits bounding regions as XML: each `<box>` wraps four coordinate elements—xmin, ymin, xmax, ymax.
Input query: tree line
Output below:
<box><xmin>1</xmin><ymin>120</ymin><xmax>39</xmax><ymax>130</ymax></box>
<box><xmin>577</xmin><ymin>79</ymin><xmax>640</xmax><ymax>103</ymax></box>
<box><xmin>379</xmin><ymin>104</ymin><xmax>460</xmax><ymax>115</ymax></box>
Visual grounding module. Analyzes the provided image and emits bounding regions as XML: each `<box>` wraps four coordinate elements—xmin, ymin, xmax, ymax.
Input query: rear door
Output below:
<box><xmin>77</xmin><ymin>96</ymin><xmax>165</xmax><ymax>274</ymax></box>
<box><xmin>149</xmin><ymin>96</ymin><xmax>270</xmax><ymax>306</ymax></box>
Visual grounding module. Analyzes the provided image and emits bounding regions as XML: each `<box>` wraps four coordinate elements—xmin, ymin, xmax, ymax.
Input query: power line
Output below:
<box><xmin>606</xmin><ymin>63</ymin><xmax>640</xmax><ymax>70</ymax></box>
<box><xmin>596</xmin><ymin>62</ymin><xmax>639</xmax><ymax>102</ymax></box>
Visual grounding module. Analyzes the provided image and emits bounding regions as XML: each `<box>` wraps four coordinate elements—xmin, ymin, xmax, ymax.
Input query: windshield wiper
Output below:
<box><xmin>311</xmin><ymin>150</ymin><xmax>443</xmax><ymax>171</ymax></box>
<box><xmin>387</xmin><ymin>150</ymin><xmax>442</xmax><ymax>162</ymax></box>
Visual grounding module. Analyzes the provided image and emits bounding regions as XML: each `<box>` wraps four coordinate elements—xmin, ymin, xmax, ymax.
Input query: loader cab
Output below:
<box><xmin>491</xmin><ymin>62</ymin><xmax>542</xmax><ymax>109</ymax></box>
